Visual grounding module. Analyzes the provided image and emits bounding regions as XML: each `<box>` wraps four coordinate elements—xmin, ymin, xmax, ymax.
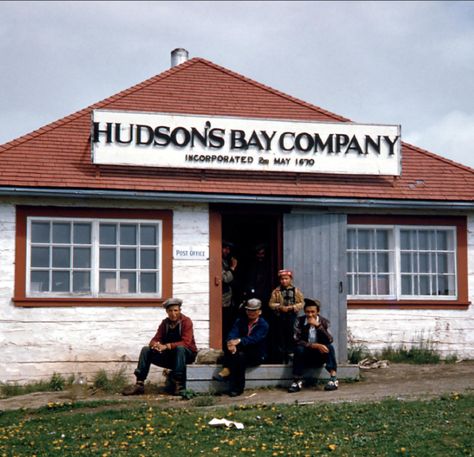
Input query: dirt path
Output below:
<box><xmin>1</xmin><ymin>361</ymin><xmax>473</xmax><ymax>412</ymax></box>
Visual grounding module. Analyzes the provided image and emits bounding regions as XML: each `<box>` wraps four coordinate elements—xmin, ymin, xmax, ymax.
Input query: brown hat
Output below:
<box><xmin>163</xmin><ymin>298</ymin><xmax>183</xmax><ymax>308</ymax></box>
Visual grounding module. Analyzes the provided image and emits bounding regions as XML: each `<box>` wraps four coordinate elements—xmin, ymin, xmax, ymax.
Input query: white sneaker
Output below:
<box><xmin>288</xmin><ymin>380</ymin><xmax>303</xmax><ymax>393</ymax></box>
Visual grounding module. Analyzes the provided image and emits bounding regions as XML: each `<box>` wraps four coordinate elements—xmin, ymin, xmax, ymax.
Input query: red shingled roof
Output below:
<box><xmin>1</xmin><ymin>57</ymin><xmax>473</xmax><ymax>202</ymax></box>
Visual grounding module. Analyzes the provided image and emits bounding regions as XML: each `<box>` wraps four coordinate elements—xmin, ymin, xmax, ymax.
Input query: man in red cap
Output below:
<box><xmin>269</xmin><ymin>269</ymin><xmax>304</xmax><ymax>364</ymax></box>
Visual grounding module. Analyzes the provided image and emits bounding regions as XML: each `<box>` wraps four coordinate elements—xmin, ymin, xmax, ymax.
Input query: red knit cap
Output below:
<box><xmin>278</xmin><ymin>269</ymin><xmax>293</xmax><ymax>278</ymax></box>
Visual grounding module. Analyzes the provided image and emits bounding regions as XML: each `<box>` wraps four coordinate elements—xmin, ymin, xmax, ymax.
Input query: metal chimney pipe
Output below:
<box><xmin>171</xmin><ymin>48</ymin><xmax>189</xmax><ymax>67</ymax></box>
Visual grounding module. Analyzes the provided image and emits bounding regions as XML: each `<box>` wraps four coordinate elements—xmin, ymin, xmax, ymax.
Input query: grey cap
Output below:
<box><xmin>245</xmin><ymin>298</ymin><xmax>262</xmax><ymax>310</ymax></box>
<box><xmin>163</xmin><ymin>298</ymin><xmax>183</xmax><ymax>308</ymax></box>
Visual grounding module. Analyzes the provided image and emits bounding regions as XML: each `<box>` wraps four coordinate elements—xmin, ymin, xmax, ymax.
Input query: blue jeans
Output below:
<box><xmin>134</xmin><ymin>345</ymin><xmax>196</xmax><ymax>386</ymax></box>
<box><xmin>292</xmin><ymin>343</ymin><xmax>337</xmax><ymax>378</ymax></box>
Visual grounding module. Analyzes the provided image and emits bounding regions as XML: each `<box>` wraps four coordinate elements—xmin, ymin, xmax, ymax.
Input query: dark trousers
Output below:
<box><xmin>276</xmin><ymin>313</ymin><xmax>296</xmax><ymax>362</ymax></box>
<box><xmin>223</xmin><ymin>346</ymin><xmax>264</xmax><ymax>394</ymax></box>
<box><xmin>292</xmin><ymin>344</ymin><xmax>337</xmax><ymax>378</ymax></box>
<box><xmin>134</xmin><ymin>346</ymin><xmax>196</xmax><ymax>386</ymax></box>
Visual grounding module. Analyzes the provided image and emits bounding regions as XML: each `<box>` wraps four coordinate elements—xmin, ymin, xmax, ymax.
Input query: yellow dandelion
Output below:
<box><xmin>328</xmin><ymin>444</ymin><xmax>337</xmax><ymax>451</ymax></box>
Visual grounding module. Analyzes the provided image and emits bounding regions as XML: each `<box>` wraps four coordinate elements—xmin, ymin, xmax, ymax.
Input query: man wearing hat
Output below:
<box><xmin>288</xmin><ymin>298</ymin><xmax>338</xmax><ymax>393</ymax></box>
<box><xmin>123</xmin><ymin>298</ymin><xmax>197</xmax><ymax>396</ymax></box>
<box><xmin>268</xmin><ymin>269</ymin><xmax>305</xmax><ymax>364</ymax></box>
<box><xmin>219</xmin><ymin>298</ymin><xmax>269</xmax><ymax>397</ymax></box>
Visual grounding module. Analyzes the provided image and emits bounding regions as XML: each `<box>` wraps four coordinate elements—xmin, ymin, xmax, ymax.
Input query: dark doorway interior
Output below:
<box><xmin>222</xmin><ymin>211</ymin><xmax>282</xmax><ymax>362</ymax></box>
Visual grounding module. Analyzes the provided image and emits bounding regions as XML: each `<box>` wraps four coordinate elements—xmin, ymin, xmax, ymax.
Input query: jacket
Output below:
<box><xmin>149</xmin><ymin>313</ymin><xmax>198</xmax><ymax>353</ymax></box>
<box><xmin>227</xmin><ymin>316</ymin><xmax>269</xmax><ymax>360</ymax></box>
<box><xmin>268</xmin><ymin>286</ymin><xmax>305</xmax><ymax>314</ymax></box>
<box><xmin>294</xmin><ymin>315</ymin><xmax>333</xmax><ymax>348</ymax></box>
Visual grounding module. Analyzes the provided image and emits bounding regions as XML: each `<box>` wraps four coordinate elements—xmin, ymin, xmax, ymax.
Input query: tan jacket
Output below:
<box><xmin>268</xmin><ymin>286</ymin><xmax>304</xmax><ymax>314</ymax></box>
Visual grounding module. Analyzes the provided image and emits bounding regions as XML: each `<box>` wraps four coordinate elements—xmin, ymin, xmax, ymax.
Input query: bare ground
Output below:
<box><xmin>1</xmin><ymin>361</ymin><xmax>473</xmax><ymax>412</ymax></box>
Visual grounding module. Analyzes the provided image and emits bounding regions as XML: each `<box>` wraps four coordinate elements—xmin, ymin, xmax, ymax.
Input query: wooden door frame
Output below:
<box><xmin>209</xmin><ymin>209</ymin><xmax>222</xmax><ymax>349</ymax></box>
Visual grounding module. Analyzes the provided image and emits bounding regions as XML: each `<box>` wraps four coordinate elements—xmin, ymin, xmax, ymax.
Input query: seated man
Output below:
<box><xmin>219</xmin><ymin>298</ymin><xmax>269</xmax><ymax>397</ymax></box>
<box><xmin>288</xmin><ymin>298</ymin><xmax>338</xmax><ymax>393</ymax></box>
<box><xmin>123</xmin><ymin>298</ymin><xmax>197</xmax><ymax>396</ymax></box>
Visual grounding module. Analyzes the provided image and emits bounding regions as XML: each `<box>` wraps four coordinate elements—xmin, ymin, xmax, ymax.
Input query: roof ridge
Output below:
<box><xmin>402</xmin><ymin>141</ymin><xmax>474</xmax><ymax>175</ymax></box>
<box><xmin>0</xmin><ymin>58</ymin><xmax>199</xmax><ymax>154</ymax></box>
<box><xmin>193</xmin><ymin>58</ymin><xmax>351</xmax><ymax>123</ymax></box>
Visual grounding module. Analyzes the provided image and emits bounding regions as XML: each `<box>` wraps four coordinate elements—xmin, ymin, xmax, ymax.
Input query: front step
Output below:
<box><xmin>186</xmin><ymin>364</ymin><xmax>359</xmax><ymax>393</ymax></box>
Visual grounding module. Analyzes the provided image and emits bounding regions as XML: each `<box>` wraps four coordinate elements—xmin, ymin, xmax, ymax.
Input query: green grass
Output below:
<box><xmin>0</xmin><ymin>373</ymin><xmax>72</xmax><ymax>398</ymax></box>
<box><xmin>0</xmin><ymin>393</ymin><xmax>472</xmax><ymax>456</ymax></box>
<box><xmin>377</xmin><ymin>342</ymin><xmax>441</xmax><ymax>364</ymax></box>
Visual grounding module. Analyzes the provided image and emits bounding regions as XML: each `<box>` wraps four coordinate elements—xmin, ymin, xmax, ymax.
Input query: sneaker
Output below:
<box><xmin>122</xmin><ymin>383</ymin><xmax>145</xmax><ymax>396</ymax></box>
<box><xmin>324</xmin><ymin>379</ymin><xmax>339</xmax><ymax>391</ymax></box>
<box><xmin>213</xmin><ymin>367</ymin><xmax>231</xmax><ymax>382</ymax></box>
<box><xmin>288</xmin><ymin>380</ymin><xmax>303</xmax><ymax>393</ymax></box>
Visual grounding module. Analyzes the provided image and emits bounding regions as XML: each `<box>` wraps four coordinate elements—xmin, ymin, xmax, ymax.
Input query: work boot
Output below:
<box><xmin>213</xmin><ymin>367</ymin><xmax>231</xmax><ymax>382</ymax></box>
<box><xmin>122</xmin><ymin>381</ymin><xmax>145</xmax><ymax>396</ymax></box>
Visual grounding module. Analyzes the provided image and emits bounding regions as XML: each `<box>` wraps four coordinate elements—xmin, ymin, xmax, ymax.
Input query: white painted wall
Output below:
<box><xmin>347</xmin><ymin>213</ymin><xmax>474</xmax><ymax>359</ymax></box>
<box><xmin>0</xmin><ymin>199</ymin><xmax>210</xmax><ymax>384</ymax></box>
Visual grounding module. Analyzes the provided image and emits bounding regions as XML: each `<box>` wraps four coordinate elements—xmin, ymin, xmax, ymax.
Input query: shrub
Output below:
<box><xmin>92</xmin><ymin>368</ymin><xmax>128</xmax><ymax>393</ymax></box>
<box><xmin>377</xmin><ymin>339</ymin><xmax>441</xmax><ymax>364</ymax></box>
<box><xmin>49</xmin><ymin>373</ymin><xmax>66</xmax><ymax>391</ymax></box>
<box><xmin>348</xmin><ymin>343</ymin><xmax>371</xmax><ymax>364</ymax></box>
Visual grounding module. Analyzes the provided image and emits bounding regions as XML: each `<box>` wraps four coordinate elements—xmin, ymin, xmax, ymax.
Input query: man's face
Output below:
<box><xmin>166</xmin><ymin>305</ymin><xmax>182</xmax><ymax>322</ymax></box>
<box><xmin>256</xmin><ymin>248</ymin><xmax>265</xmax><ymax>261</ymax></box>
<box><xmin>246</xmin><ymin>308</ymin><xmax>261</xmax><ymax>321</ymax></box>
<box><xmin>222</xmin><ymin>246</ymin><xmax>231</xmax><ymax>257</ymax></box>
<box><xmin>279</xmin><ymin>274</ymin><xmax>291</xmax><ymax>287</ymax></box>
<box><xmin>304</xmin><ymin>306</ymin><xmax>319</xmax><ymax>319</ymax></box>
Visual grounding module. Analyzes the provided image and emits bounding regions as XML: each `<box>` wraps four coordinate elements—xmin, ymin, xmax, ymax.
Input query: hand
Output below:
<box><xmin>151</xmin><ymin>342</ymin><xmax>168</xmax><ymax>352</ymax></box>
<box><xmin>307</xmin><ymin>316</ymin><xmax>320</xmax><ymax>327</ymax></box>
<box><xmin>311</xmin><ymin>343</ymin><xmax>329</xmax><ymax>354</ymax></box>
<box><xmin>230</xmin><ymin>257</ymin><xmax>238</xmax><ymax>270</ymax></box>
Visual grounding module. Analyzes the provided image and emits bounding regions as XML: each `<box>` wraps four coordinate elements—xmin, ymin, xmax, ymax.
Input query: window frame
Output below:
<box><xmin>15</xmin><ymin>206</ymin><xmax>173</xmax><ymax>307</ymax></box>
<box><xmin>347</xmin><ymin>215</ymin><xmax>469</xmax><ymax>310</ymax></box>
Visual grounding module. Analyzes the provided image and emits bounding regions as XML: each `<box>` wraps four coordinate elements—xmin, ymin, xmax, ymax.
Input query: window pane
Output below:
<box><xmin>419</xmin><ymin>275</ymin><xmax>430</xmax><ymax>295</ymax></box>
<box><xmin>141</xmin><ymin>249</ymin><xmax>157</xmax><ymax>269</ymax></box>
<box><xmin>31</xmin><ymin>271</ymin><xmax>49</xmax><ymax>292</ymax></box>
<box><xmin>141</xmin><ymin>225</ymin><xmax>157</xmax><ymax>245</ymax></box>
<box><xmin>401</xmin><ymin>275</ymin><xmax>412</xmax><ymax>295</ymax></box>
<box><xmin>347</xmin><ymin>229</ymin><xmax>356</xmax><ymax>249</ymax></box>
<box><xmin>120</xmin><ymin>225</ymin><xmax>137</xmax><ymax>245</ymax></box>
<box><xmin>52</xmin><ymin>247</ymin><xmax>70</xmax><ymax>268</ymax></box>
<box><xmin>31</xmin><ymin>247</ymin><xmax>50</xmax><ymax>267</ymax></box>
<box><xmin>377</xmin><ymin>253</ymin><xmax>389</xmax><ymax>273</ymax></box>
<box><xmin>31</xmin><ymin>222</ymin><xmax>50</xmax><ymax>243</ymax></box>
<box><xmin>357</xmin><ymin>275</ymin><xmax>371</xmax><ymax>295</ymax></box>
<box><xmin>74</xmin><ymin>223</ymin><xmax>91</xmax><ymax>244</ymax></box>
<box><xmin>358</xmin><ymin>253</ymin><xmax>370</xmax><ymax>273</ymax></box>
<box><xmin>120</xmin><ymin>248</ymin><xmax>137</xmax><ymax>269</ymax></box>
<box><xmin>347</xmin><ymin>252</ymin><xmax>354</xmax><ymax>273</ymax></box>
<box><xmin>347</xmin><ymin>274</ymin><xmax>354</xmax><ymax>295</ymax></box>
<box><xmin>100</xmin><ymin>224</ymin><xmax>117</xmax><ymax>245</ymax></box>
<box><xmin>418</xmin><ymin>231</ymin><xmax>434</xmax><ymax>250</ymax></box>
<box><xmin>376</xmin><ymin>275</ymin><xmax>390</xmax><ymax>295</ymax></box>
<box><xmin>437</xmin><ymin>254</ymin><xmax>449</xmax><ymax>274</ymax></box>
<box><xmin>120</xmin><ymin>272</ymin><xmax>137</xmax><ymax>293</ymax></box>
<box><xmin>358</xmin><ymin>230</ymin><xmax>373</xmax><ymax>250</ymax></box>
<box><xmin>419</xmin><ymin>253</ymin><xmax>430</xmax><ymax>273</ymax></box>
<box><xmin>401</xmin><ymin>253</ymin><xmax>413</xmax><ymax>273</ymax></box>
<box><xmin>73</xmin><ymin>247</ymin><xmax>91</xmax><ymax>268</ymax></box>
<box><xmin>436</xmin><ymin>231</ymin><xmax>448</xmax><ymax>250</ymax></box>
<box><xmin>52</xmin><ymin>271</ymin><xmax>70</xmax><ymax>292</ymax></box>
<box><xmin>140</xmin><ymin>272</ymin><xmax>157</xmax><ymax>293</ymax></box>
<box><xmin>52</xmin><ymin>223</ymin><xmax>71</xmax><ymax>243</ymax></box>
<box><xmin>73</xmin><ymin>272</ymin><xmax>91</xmax><ymax>292</ymax></box>
<box><xmin>376</xmin><ymin>230</ymin><xmax>388</xmax><ymax>249</ymax></box>
<box><xmin>100</xmin><ymin>272</ymin><xmax>117</xmax><ymax>293</ymax></box>
<box><xmin>400</xmin><ymin>230</ymin><xmax>414</xmax><ymax>250</ymax></box>
<box><xmin>100</xmin><ymin>248</ymin><xmax>116</xmax><ymax>268</ymax></box>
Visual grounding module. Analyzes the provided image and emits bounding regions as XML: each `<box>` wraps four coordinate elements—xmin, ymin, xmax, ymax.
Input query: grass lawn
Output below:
<box><xmin>0</xmin><ymin>393</ymin><xmax>472</xmax><ymax>456</ymax></box>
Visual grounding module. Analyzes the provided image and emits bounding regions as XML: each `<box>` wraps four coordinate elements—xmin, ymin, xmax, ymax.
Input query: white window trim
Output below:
<box><xmin>26</xmin><ymin>216</ymin><xmax>163</xmax><ymax>298</ymax></box>
<box><xmin>347</xmin><ymin>224</ymin><xmax>457</xmax><ymax>301</ymax></box>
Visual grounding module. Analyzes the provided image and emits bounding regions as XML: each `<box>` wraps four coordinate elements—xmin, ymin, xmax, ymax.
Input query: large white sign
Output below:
<box><xmin>91</xmin><ymin>110</ymin><xmax>401</xmax><ymax>175</ymax></box>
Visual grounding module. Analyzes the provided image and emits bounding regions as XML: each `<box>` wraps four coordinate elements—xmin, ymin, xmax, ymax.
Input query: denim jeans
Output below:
<box><xmin>223</xmin><ymin>346</ymin><xmax>264</xmax><ymax>393</ymax></box>
<box><xmin>292</xmin><ymin>343</ymin><xmax>337</xmax><ymax>378</ymax></box>
<box><xmin>134</xmin><ymin>345</ymin><xmax>196</xmax><ymax>385</ymax></box>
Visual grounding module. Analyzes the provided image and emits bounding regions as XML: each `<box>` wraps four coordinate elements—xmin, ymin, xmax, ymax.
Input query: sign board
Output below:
<box><xmin>91</xmin><ymin>110</ymin><xmax>401</xmax><ymax>175</ymax></box>
<box><xmin>173</xmin><ymin>245</ymin><xmax>209</xmax><ymax>260</ymax></box>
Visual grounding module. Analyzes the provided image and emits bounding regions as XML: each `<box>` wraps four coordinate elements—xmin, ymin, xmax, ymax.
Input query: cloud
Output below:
<box><xmin>404</xmin><ymin>111</ymin><xmax>474</xmax><ymax>169</ymax></box>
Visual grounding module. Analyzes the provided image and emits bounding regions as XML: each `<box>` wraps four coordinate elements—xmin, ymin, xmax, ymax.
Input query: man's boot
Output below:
<box><xmin>122</xmin><ymin>381</ymin><xmax>145</xmax><ymax>396</ymax></box>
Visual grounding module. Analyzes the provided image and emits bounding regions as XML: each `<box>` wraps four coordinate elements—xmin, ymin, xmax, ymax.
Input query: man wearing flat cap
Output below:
<box><xmin>123</xmin><ymin>298</ymin><xmax>197</xmax><ymax>396</ymax></box>
<box><xmin>218</xmin><ymin>298</ymin><xmax>269</xmax><ymax>397</ymax></box>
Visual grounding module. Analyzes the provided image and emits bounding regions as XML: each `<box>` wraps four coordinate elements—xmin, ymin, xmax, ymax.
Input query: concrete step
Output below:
<box><xmin>186</xmin><ymin>364</ymin><xmax>359</xmax><ymax>393</ymax></box>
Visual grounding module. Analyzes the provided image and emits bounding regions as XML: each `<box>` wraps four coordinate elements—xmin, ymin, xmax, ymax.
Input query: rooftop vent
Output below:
<box><xmin>171</xmin><ymin>48</ymin><xmax>189</xmax><ymax>67</ymax></box>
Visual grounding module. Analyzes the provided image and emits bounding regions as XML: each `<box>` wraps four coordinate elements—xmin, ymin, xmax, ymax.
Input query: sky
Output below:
<box><xmin>1</xmin><ymin>1</ymin><xmax>474</xmax><ymax>169</ymax></box>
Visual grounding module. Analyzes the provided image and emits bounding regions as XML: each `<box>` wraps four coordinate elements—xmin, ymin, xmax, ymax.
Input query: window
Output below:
<box><xmin>347</xmin><ymin>216</ymin><xmax>468</xmax><ymax>308</ymax></box>
<box><xmin>15</xmin><ymin>207</ymin><xmax>172</xmax><ymax>306</ymax></box>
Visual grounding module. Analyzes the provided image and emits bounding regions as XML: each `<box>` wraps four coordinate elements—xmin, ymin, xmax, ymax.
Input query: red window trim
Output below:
<box><xmin>14</xmin><ymin>206</ymin><xmax>173</xmax><ymax>307</ymax></box>
<box><xmin>347</xmin><ymin>215</ymin><xmax>470</xmax><ymax>310</ymax></box>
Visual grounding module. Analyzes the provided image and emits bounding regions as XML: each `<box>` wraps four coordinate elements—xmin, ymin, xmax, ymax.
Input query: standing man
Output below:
<box><xmin>288</xmin><ymin>298</ymin><xmax>338</xmax><ymax>393</ymax></box>
<box><xmin>122</xmin><ymin>298</ymin><xmax>197</xmax><ymax>397</ymax></box>
<box><xmin>222</xmin><ymin>240</ymin><xmax>238</xmax><ymax>342</ymax></box>
<box><xmin>220</xmin><ymin>298</ymin><xmax>269</xmax><ymax>397</ymax></box>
